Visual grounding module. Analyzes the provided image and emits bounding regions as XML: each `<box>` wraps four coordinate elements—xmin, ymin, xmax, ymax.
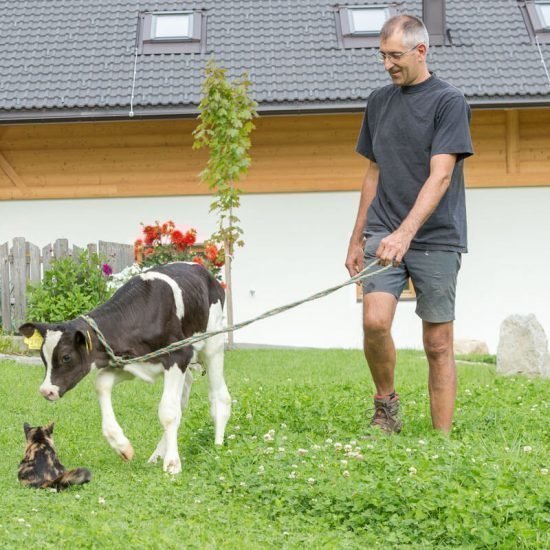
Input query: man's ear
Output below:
<box><xmin>19</xmin><ymin>322</ymin><xmax>49</xmax><ymax>338</ymax></box>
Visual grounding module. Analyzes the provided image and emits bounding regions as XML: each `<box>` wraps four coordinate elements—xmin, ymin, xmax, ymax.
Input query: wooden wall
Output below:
<box><xmin>0</xmin><ymin>108</ymin><xmax>549</xmax><ymax>201</ymax></box>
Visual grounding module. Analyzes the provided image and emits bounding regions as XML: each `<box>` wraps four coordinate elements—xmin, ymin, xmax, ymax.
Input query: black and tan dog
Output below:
<box><xmin>18</xmin><ymin>422</ymin><xmax>91</xmax><ymax>491</ymax></box>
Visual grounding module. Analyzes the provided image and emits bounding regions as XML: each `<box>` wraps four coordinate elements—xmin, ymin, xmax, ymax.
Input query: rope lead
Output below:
<box><xmin>81</xmin><ymin>260</ymin><xmax>390</xmax><ymax>367</ymax></box>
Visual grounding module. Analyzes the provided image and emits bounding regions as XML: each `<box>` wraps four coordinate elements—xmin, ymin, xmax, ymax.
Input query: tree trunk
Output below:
<box><xmin>224</xmin><ymin>236</ymin><xmax>234</xmax><ymax>349</ymax></box>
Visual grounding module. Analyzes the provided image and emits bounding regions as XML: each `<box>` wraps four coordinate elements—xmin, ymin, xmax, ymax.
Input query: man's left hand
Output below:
<box><xmin>376</xmin><ymin>230</ymin><xmax>413</xmax><ymax>266</ymax></box>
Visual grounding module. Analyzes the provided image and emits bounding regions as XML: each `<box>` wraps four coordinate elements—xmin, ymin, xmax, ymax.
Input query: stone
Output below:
<box><xmin>496</xmin><ymin>314</ymin><xmax>550</xmax><ymax>378</ymax></box>
<box><xmin>454</xmin><ymin>339</ymin><xmax>489</xmax><ymax>356</ymax></box>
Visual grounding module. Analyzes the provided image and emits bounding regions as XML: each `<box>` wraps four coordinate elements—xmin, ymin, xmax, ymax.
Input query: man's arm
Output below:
<box><xmin>376</xmin><ymin>153</ymin><xmax>457</xmax><ymax>266</ymax></box>
<box><xmin>345</xmin><ymin>161</ymin><xmax>380</xmax><ymax>277</ymax></box>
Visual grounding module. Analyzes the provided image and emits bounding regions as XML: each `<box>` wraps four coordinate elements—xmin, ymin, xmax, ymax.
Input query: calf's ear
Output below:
<box><xmin>74</xmin><ymin>330</ymin><xmax>88</xmax><ymax>351</ymax></box>
<box><xmin>19</xmin><ymin>322</ymin><xmax>49</xmax><ymax>338</ymax></box>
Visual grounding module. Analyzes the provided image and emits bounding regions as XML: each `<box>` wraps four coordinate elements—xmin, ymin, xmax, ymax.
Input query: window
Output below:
<box><xmin>139</xmin><ymin>11</ymin><xmax>205</xmax><ymax>54</ymax></box>
<box><xmin>537</xmin><ymin>1</ymin><xmax>550</xmax><ymax>27</ymax></box>
<box><xmin>336</xmin><ymin>5</ymin><xmax>396</xmax><ymax>48</ymax></box>
<box><xmin>519</xmin><ymin>0</ymin><xmax>550</xmax><ymax>44</ymax></box>
<box><xmin>348</xmin><ymin>7</ymin><xmax>389</xmax><ymax>34</ymax></box>
<box><xmin>152</xmin><ymin>13</ymin><xmax>192</xmax><ymax>39</ymax></box>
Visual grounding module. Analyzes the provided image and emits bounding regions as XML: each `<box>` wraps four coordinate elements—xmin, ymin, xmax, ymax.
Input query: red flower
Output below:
<box><xmin>204</xmin><ymin>243</ymin><xmax>218</xmax><ymax>262</ymax></box>
<box><xmin>192</xmin><ymin>255</ymin><xmax>204</xmax><ymax>266</ymax></box>
<box><xmin>183</xmin><ymin>229</ymin><xmax>197</xmax><ymax>246</ymax></box>
<box><xmin>143</xmin><ymin>225</ymin><xmax>160</xmax><ymax>245</ymax></box>
<box><xmin>220</xmin><ymin>281</ymin><xmax>227</xmax><ymax>289</ymax></box>
<box><xmin>171</xmin><ymin>230</ymin><xmax>186</xmax><ymax>251</ymax></box>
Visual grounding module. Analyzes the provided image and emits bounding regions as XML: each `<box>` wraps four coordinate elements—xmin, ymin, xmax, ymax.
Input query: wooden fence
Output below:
<box><xmin>0</xmin><ymin>237</ymin><xmax>134</xmax><ymax>332</ymax></box>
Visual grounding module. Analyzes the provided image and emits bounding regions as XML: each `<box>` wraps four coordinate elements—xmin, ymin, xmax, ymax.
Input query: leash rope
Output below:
<box><xmin>81</xmin><ymin>260</ymin><xmax>390</xmax><ymax>367</ymax></box>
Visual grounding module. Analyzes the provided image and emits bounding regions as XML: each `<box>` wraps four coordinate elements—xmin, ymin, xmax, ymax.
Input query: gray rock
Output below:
<box><xmin>496</xmin><ymin>314</ymin><xmax>550</xmax><ymax>378</ymax></box>
<box><xmin>454</xmin><ymin>339</ymin><xmax>489</xmax><ymax>356</ymax></box>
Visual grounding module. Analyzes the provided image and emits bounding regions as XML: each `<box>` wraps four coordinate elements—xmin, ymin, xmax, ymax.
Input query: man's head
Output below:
<box><xmin>379</xmin><ymin>15</ymin><xmax>430</xmax><ymax>87</ymax></box>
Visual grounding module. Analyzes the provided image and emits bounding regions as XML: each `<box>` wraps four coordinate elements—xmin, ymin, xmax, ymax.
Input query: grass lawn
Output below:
<box><xmin>0</xmin><ymin>349</ymin><xmax>548</xmax><ymax>548</ymax></box>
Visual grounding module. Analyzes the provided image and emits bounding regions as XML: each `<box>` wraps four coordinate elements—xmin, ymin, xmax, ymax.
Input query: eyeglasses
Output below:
<box><xmin>376</xmin><ymin>43</ymin><xmax>421</xmax><ymax>63</ymax></box>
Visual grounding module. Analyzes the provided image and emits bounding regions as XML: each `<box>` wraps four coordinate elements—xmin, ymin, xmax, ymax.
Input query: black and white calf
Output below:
<box><xmin>19</xmin><ymin>262</ymin><xmax>230</xmax><ymax>475</ymax></box>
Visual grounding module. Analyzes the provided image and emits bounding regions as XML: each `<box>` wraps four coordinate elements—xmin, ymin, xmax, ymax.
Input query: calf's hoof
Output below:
<box><xmin>119</xmin><ymin>443</ymin><xmax>135</xmax><ymax>462</ymax></box>
<box><xmin>148</xmin><ymin>451</ymin><xmax>163</xmax><ymax>464</ymax></box>
<box><xmin>163</xmin><ymin>456</ymin><xmax>181</xmax><ymax>475</ymax></box>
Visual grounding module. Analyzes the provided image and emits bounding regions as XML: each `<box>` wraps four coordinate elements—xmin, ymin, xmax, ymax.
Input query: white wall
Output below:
<box><xmin>1</xmin><ymin>187</ymin><xmax>549</xmax><ymax>352</ymax></box>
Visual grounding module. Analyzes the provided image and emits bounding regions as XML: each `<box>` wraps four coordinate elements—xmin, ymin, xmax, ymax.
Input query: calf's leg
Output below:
<box><xmin>95</xmin><ymin>368</ymin><xmax>134</xmax><ymax>461</ymax></box>
<box><xmin>202</xmin><ymin>332</ymin><xmax>231</xmax><ymax>445</ymax></box>
<box><xmin>149</xmin><ymin>368</ymin><xmax>193</xmax><ymax>464</ymax></box>
<box><xmin>158</xmin><ymin>363</ymin><xmax>187</xmax><ymax>474</ymax></box>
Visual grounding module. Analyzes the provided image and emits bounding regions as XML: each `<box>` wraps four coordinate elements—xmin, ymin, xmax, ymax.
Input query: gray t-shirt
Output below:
<box><xmin>356</xmin><ymin>74</ymin><xmax>473</xmax><ymax>252</ymax></box>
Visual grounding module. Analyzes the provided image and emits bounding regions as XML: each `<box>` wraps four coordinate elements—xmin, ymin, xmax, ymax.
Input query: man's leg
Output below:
<box><xmin>362</xmin><ymin>291</ymin><xmax>398</xmax><ymax>395</ymax></box>
<box><xmin>423</xmin><ymin>320</ymin><xmax>456</xmax><ymax>433</ymax></box>
<box><xmin>363</xmin><ymin>291</ymin><xmax>403</xmax><ymax>433</ymax></box>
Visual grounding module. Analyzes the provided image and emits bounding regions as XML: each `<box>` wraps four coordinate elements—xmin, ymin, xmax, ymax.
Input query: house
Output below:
<box><xmin>1</xmin><ymin>0</ymin><xmax>549</xmax><ymax>351</ymax></box>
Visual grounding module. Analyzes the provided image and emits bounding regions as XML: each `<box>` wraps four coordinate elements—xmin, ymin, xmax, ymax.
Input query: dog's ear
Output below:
<box><xmin>23</xmin><ymin>423</ymin><xmax>31</xmax><ymax>438</ymax></box>
<box><xmin>45</xmin><ymin>422</ymin><xmax>54</xmax><ymax>435</ymax></box>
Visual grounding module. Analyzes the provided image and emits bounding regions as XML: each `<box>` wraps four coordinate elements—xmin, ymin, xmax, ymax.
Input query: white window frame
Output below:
<box><xmin>519</xmin><ymin>0</ymin><xmax>550</xmax><ymax>44</ymax></box>
<box><xmin>335</xmin><ymin>4</ymin><xmax>396</xmax><ymax>48</ymax></box>
<box><xmin>139</xmin><ymin>10</ymin><xmax>205</xmax><ymax>54</ymax></box>
<box><xmin>347</xmin><ymin>6</ymin><xmax>391</xmax><ymax>35</ymax></box>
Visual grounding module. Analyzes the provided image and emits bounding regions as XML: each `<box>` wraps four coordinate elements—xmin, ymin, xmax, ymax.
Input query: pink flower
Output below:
<box><xmin>102</xmin><ymin>263</ymin><xmax>113</xmax><ymax>276</ymax></box>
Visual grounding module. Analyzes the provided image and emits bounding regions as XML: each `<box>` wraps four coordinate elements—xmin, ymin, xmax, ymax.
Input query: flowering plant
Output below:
<box><xmin>134</xmin><ymin>220</ymin><xmax>225</xmax><ymax>283</ymax></box>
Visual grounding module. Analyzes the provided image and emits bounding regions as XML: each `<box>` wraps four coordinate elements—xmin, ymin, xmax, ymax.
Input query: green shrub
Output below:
<box><xmin>27</xmin><ymin>251</ymin><xmax>114</xmax><ymax>323</ymax></box>
<box><xmin>0</xmin><ymin>328</ymin><xmax>21</xmax><ymax>353</ymax></box>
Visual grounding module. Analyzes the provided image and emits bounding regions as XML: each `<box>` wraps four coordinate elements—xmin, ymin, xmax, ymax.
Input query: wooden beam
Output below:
<box><xmin>0</xmin><ymin>184</ymin><xmax>118</xmax><ymax>200</ymax></box>
<box><xmin>0</xmin><ymin>151</ymin><xmax>27</xmax><ymax>192</ymax></box>
<box><xmin>505</xmin><ymin>110</ymin><xmax>520</xmax><ymax>174</ymax></box>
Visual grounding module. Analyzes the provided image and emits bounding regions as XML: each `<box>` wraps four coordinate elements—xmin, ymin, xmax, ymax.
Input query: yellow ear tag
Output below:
<box><xmin>85</xmin><ymin>330</ymin><xmax>93</xmax><ymax>353</ymax></box>
<box><xmin>24</xmin><ymin>330</ymin><xmax>44</xmax><ymax>350</ymax></box>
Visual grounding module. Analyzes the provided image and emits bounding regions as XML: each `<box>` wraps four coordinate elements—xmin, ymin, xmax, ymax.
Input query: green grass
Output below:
<box><xmin>0</xmin><ymin>349</ymin><xmax>548</xmax><ymax>548</ymax></box>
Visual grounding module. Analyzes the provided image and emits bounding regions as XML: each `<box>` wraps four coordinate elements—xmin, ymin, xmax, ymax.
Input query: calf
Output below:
<box><xmin>19</xmin><ymin>262</ymin><xmax>231</xmax><ymax>474</ymax></box>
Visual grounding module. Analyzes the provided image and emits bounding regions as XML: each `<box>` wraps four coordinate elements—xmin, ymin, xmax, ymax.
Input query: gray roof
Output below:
<box><xmin>1</xmin><ymin>0</ymin><xmax>550</xmax><ymax>122</ymax></box>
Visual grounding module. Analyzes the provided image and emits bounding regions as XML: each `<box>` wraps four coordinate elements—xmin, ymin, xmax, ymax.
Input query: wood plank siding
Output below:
<box><xmin>0</xmin><ymin>108</ymin><xmax>549</xmax><ymax>200</ymax></box>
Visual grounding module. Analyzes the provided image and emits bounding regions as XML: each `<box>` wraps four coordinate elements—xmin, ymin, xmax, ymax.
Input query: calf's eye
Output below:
<box><xmin>62</xmin><ymin>354</ymin><xmax>72</xmax><ymax>364</ymax></box>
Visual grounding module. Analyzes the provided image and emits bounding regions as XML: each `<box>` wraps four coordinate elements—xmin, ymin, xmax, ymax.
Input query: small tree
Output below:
<box><xmin>193</xmin><ymin>60</ymin><xmax>257</xmax><ymax>346</ymax></box>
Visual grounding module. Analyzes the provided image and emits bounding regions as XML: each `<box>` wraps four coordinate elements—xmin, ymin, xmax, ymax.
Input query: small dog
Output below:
<box><xmin>18</xmin><ymin>422</ymin><xmax>92</xmax><ymax>491</ymax></box>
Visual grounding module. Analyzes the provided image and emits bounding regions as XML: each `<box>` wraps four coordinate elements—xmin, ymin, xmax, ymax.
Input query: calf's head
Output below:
<box><xmin>19</xmin><ymin>322</ymin><xmax>94</xmax><ymax>401</ymax></box>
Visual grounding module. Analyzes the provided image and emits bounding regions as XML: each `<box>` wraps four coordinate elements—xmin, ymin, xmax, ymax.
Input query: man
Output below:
<box><xmin>345</xmin><ymin>15</ymin><xmax>473</xmax><ymax>434</ymax></box>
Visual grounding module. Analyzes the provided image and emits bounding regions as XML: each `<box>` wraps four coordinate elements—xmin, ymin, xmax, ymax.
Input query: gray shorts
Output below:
<box><xmin>363</xmin><ymin>233</ymin><xmax>462</xmax><ymax>323</ymax></box>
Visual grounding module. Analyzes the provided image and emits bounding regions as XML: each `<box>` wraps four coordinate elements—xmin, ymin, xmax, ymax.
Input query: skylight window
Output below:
<box><xmin>348</xmin><ymin>7</ymin><xmax>389</xmax><ymax>35</ymax></box>
<box><xmin>536</xmin><ymin>1</ymin><xmax>550</xmax><ymax>28</ymax></box>
<box><xmin>152</xmin><ymin>13</ymin><xmax>192</xmax><ymax>40</ymax></box>
<box><xmin>139</xmin><ymin>10</ymin><xmax>205</xmax><ymax>54</ymax></box>
<box><xmin>336</xmin><ymin>5</ymin><xmax>395</xmax><ymax>48</ymax></box>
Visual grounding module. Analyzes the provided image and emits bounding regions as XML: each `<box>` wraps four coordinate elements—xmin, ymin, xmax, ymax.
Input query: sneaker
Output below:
<box><xmin>370</xmin><ymin>394</ymin><xmax>402</xmax><ymax>433</ymax></box>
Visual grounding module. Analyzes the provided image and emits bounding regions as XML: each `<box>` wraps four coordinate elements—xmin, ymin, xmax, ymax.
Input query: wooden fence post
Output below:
<box><xmin>53</xmin><ymin>238</ymin><xmax>69</xmax><ymax>260</ymax></box>
<box><xmin>72</xmin><ymin>245</ymin><xmax>84</xmax><ymax>264</ymax></box>
<box><xmin>12</xmin><ymin>237</ymin><xmax>27</xmax><ymax>329</ymax></box>
<box><xmin>42</xmin><ymin>244</ymin><xmax>53</xmax><ymax>273</ymax></box>
<box><xmin>99</xmin><ymin>241</ymin><xmax>134</xmax><ymax>274</ymax></box>
<box><xmin>27</xmin><ymin>242</ymin><xmax>41</xmax><ymax>284</ymax></box>
<box><xmin>0</xmin><ymin>242</ymin><xmax>11</xmax><ymax>332</ymax></box>
<box><xmin>0</xmin><ymin>238</ymin><xmax>135</xmax><ymax>333</ymax></box>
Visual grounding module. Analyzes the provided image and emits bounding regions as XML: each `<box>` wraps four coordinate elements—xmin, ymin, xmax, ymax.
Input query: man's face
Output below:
<box><xmin>379</xmin><ymin>31</ymin><xmax>426</xmax><ymax>87</ymax></box>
